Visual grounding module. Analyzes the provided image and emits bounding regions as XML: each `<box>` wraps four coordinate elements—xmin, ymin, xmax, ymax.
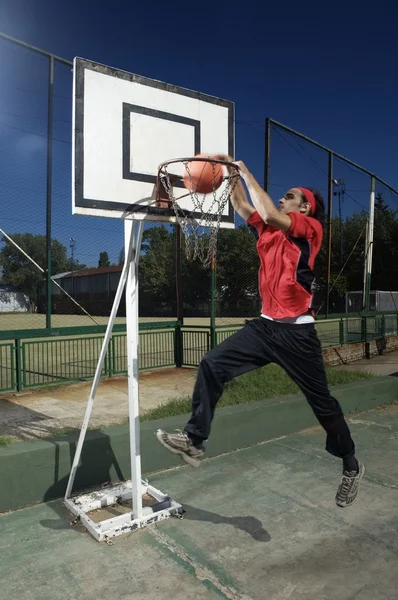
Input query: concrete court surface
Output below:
<box><xmin>2</xmin><ymin>406</ymin><xmax>398</xmax><ymax>600</ymax></box>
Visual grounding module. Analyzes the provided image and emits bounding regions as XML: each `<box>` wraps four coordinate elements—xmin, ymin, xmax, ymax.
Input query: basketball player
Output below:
<box><xmin>157</xmin><ymin>157</ymin><xmax>364</xmax><ymax>508</ymax></box>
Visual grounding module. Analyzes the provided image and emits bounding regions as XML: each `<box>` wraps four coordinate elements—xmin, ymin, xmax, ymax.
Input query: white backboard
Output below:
<box><xmin>72</xmin><ymin>58</ymin><xmax>235</xmax><ymax>226</ymax></box>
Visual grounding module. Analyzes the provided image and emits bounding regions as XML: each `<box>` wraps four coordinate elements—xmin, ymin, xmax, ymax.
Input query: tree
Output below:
<box><xmin>67</xmin><ymin>259</ymin><xmax>87</xmax><ymax>272</ymax></box>
<box><xmin>0</xmin><ymin>233</ymin><xmax>69</xmax><ymax>310</ymax></box>
<box><xmin>98</xmin><ymin>251</ymin><xmax>110</xmax><ymax>268</ymax></box>
<box><xmin>118</xmin><ymin>247</ymin><xmax>124</xmax><ymax>266</ymax></box>
<box><xmin>215</xmin><ymin>225</ymin><xmax>260</xmax><ymax>316</ymax></box>
<box><xmin>371</xmin><ymin>193</ymin><xmax>398</xmax><ymax>290</ymax></box>
<box><xmin>139</xmin><ymin>226</ymin><xmax>176</xmax><ymax>315</ymax></box>
<box><xmin>314</xmin><ymin>195</ymin><xmax>398</xmax><ymax>313</ymax></box>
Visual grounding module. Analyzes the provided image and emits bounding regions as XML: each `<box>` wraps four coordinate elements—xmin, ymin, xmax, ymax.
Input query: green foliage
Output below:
<box><xmin>98</xmin><ymin>251</ymin><xmax>110</xmax><ymax>268</ymax></box>
<box><xmin>216</xmin><ymin>226</ymin><xmax>260</xmax><ymax>316</ymax></box>
<box><xmin>67</xmin><ymin>259</ymin><xmax>87</xmax><ymax>272</ymax></box>
<box><xmin>315</xmin><ymin>194</ymin><xmax>398</xmax><ymax>309</ymax></box>
<box><xmin>141</xmin><ymin>364</ymin><xmax>374</xmax><ymax>421</ymax></box>
<box><xmin>139</xmin><ymin>226</ymin><xmax>175</xmax><ymax>301</ymax></box>
<box><xmin>5</xmin><ymin>193</ymin><xmax>398</xmax><ymax>318</ymax></box>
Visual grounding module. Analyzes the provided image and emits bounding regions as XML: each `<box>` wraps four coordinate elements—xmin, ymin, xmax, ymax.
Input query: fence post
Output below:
<box><xmin>15</xmin><ymin>339</ymin><xmax>22</xmax><ymax>392</ymax></box>
<box><xmin>339</xmin><ymin>319</ymin><xmax>344</xmax><ymax>345</ymax></box>
<box><xmin>326</xmin><ymin>152</ymin><xmax>333</xmax><ymax>318</ymax></box>
<box><xmin>105</xmin><ymin>336</ymin><xmax>113</xmax><ymax>377</ymax></box>
<box><xmin>45</xmin><ymin>56</ymin><xmax>54</xmax><ymax>330</ymax></box>
<box><xmin>174</xmin><ymin>323</ymin><xmax>183</xmax><ymax>368</ymax></box>
<box><xmin>361</xmin><ymin>317</ymin><xmax>367</xmax><ymax>343</ymax></box>
<box><xmin>210</xmin><ymin>254</ymin><xmax>216</xmax><ymax>349</ymax></box>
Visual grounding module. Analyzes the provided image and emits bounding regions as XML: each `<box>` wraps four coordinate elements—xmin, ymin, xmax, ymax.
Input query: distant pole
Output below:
<box><xmin>326</xmin><ymin>152</ymin><xmax>333</xmax><ymax>318</ymax></box>
<box><xmin>69</xmin><ymin>238</ymin><xmax>76</xmax><ymax>297</ymax></box>
<box><xmin>334</xmin><ymin>178</ymin><xmax>345</xmax><ymax>266</ymax></box>
<box><xmin>69</xmin><ymin>238</ymin><xmax>75</xmax><ymax>263</ymax></box>
<box><xmin>46</xmin><ymin>56</ymin><xmax>54</xmax><ymax>329</ymax></box>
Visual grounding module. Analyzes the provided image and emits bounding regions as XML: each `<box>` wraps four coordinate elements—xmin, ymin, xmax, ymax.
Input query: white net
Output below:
<box><xmin>158</xmin><ymin>158</ymin><xmax>240</xmax><ymax>267</ymax></box>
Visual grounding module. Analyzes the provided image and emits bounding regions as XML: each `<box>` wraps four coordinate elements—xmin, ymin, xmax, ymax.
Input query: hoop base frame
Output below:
<box><xmin>65</xmin><ymin>480</ymin><xmax>182</xmax><ymax>542</ymax></box>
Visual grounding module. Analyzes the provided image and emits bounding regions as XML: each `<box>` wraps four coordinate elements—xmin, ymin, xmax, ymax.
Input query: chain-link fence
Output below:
<box><xmin>0</xmin><ymin>34</ymin><xmax>262</xmax><ymax>336</ymax></box>
<box><xmin>266</xmin><ymin>119</ymin><xmax>398</xmax><ymax>318</ymax></box>
<box><xmin>2</xmin><ymin>34</ymin><xmax>398</xmax><ymax>344</ymax></box>
<box><xmin>0</xmin><ymin>35</ymin><xmax>180</xmax><ymax>338</ymax></box>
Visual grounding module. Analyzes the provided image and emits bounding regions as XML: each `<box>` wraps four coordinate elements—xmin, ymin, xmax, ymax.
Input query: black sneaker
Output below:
<box><xmin>335</xmin><ymin>461</ymin><xmax>365</xmax><ymax>508</ymax></box>
<box><xmin>156</xmin><ymin>429</ymin><xmax>204</xmax><ymax>468</ymax></box>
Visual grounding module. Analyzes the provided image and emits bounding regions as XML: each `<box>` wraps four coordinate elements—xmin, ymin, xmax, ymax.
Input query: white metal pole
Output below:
<box><xmin>362</xmin><ymin>219</ymin><xmax>369</xmax><ymax>309</ymax></box>
<box><xmin>125</xmin><ymin>220</ymin><xmax>144</xmax><ymax>519</ymax></box>
<box><xmin>364</xmin><ymin>177</ymin><xmax>375</xmax><ymax>312</ymax></box>
<box><xmin>64</xmin><ymin>221</ymin><xmax>136</xmax><ymax>500</ymax></box>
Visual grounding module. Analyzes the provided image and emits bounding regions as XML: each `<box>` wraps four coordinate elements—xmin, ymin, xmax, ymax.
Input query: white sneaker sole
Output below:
<box><xmin>156</xmin><ymin>429</ymin><xmax>201</xmax><ymax>468</ymax></box>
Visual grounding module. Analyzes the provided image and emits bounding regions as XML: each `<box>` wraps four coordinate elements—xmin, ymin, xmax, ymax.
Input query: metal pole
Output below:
<box><xmin>125</xmin><ymin>220</ymin><xmax>144</xmax><ymax>519</ymax></box>
<box><xmin>264</xmin><ymin>118</ymin><xmax>271</xmax><ymax>192</ymax></box>
<box><xmin>64</xmin><ymin>219</ymin><xmax>137</xmax><ymax>499</ymax></box>
<box><xmin>267</xmin><ymin>117</ymin><xmax>398</xmax><ymax>196</ymax></box>
<box><xmin>326</xmin><ymin>152</ymin><xmax>333</xmax><ymax>318</ymax></box>
<box><xmin>174</xmin><ymin>224</ymin><xmax>183</xmax><ymax>368</ymax></box>
<box><xmin>364</xmin><ymin>177</ymin><xmax>376</xmax><ymax>312</ymax></box>
<box><xmin>0</xmin><ymin>32</ymin><xmax>72</xmax><ymax>65</ymax></box>
<box><xmin>175</xmin><ymin>225</ymin><xmax>183</xmax><ymax>323</ymax></box>
<box><xmin>210</xmin><ymin>253</ymin><xmax>216</xmax><ymax>348</ymax></box>
<box><xmin>46</xmin><ymin>56</ymin><xmax>54</xmax><ymax>329</ymax></box>
<box><xmin>362</xmin><ymin>219</ymin><xmax>369</xmax><ymax>310</ymax></box>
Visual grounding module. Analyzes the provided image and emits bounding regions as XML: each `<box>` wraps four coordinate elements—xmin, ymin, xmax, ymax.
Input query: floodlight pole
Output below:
<box><xmin>363</xmin><ymin>177</ymin><xmax>375</xmax><ymax>312</ymax></box>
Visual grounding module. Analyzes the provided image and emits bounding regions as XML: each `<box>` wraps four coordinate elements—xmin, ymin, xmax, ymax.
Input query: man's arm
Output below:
<box><xmin>235</xmin><ymin>161</ymin><xmax>292</xmax><ymax>232</ymax></box>
<box><xmin>216</xmin><ymin>155</ymin><xmax>255</xmax><ymax>221</ymax></box>
<box><xmin>229</xmin><ymin>179</ymin><xmax>255</xmax><ymax>221</ymax></box>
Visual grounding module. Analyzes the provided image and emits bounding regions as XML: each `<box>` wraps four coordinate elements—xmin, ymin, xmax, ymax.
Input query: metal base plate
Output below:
<box><xmin>64</xmin><ymin>480</ymin><xmax>182</xmax><ymax>542</ymax></box>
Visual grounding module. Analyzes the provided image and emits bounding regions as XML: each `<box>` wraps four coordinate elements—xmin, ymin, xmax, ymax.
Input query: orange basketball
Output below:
<box><xmin>183</xmin><ymin>154</ymin><xmax>223</xmax><ymax>194</ymax></box>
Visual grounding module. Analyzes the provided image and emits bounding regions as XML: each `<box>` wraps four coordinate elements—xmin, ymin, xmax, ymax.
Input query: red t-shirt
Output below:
<box><xmin>247</xmin><ymin>210</ymin><xmax>323</xmax><ymax>319</ymax></box>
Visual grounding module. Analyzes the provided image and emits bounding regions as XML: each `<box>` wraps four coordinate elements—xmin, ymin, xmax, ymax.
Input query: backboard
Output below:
<box><xmin>72</xmin><ymin>58</ymin><xmax>235</xmax><ymax>227</ymax></box>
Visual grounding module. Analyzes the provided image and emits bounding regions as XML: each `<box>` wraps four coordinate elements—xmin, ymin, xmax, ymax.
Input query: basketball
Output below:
<box><xmin>183</xmin><ymin>154</ymin><xmax>223</xmax><ymax>194</ymax></box>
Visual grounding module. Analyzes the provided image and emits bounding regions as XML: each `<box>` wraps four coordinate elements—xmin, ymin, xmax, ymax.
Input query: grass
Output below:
<box><xmin>140</xmin><ymin>364</ymin><xmax>374</xmax><ymax>421</ymax></box>
<box><xmin>0</xmin><ymin>365</ymin><xmax>375</xmax><ymax>445</ymax></box>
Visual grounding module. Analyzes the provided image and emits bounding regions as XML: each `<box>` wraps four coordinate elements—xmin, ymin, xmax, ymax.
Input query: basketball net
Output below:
<box><xmin>157</xmin><ymin>158</ymin><xmax>240</xmax><ymax>267</ymax></box>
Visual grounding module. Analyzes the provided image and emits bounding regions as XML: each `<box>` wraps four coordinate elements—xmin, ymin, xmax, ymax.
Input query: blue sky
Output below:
<box><xmin>0</xmin><ymin>0</ymin><xmax>397</xmax><ymax>267</ymax></box>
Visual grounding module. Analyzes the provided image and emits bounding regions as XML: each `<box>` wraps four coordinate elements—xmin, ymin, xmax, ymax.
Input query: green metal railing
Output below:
<box><xmin>0</xmin><ymin>343</ymin><xmax>15</xmax><ymax>391</ymax></box>
<box><xmin>1</xmin><ymin>326</ymin><xmax>178</xmax><ymax>392</ymax></box>
<box><xmin>181</xmin><ymin>328</ymin><xmax>210</xmax><ymax>367</ymax></box>
<box><xmin>1</xmin><ymin>315</ymin><xmax>398</xmax><ymax>393</ymax></box>
<box><xmin>215</xmin><ymin>315</ymin><xmax>398</xmax><ymax>349</ymax></box>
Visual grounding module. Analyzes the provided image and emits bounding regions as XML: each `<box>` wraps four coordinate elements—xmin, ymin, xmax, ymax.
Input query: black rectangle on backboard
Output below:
<box><xmin>122</xmin><ymin>104</ymin><xmax>201</xmax><ymax>186</ymax></box>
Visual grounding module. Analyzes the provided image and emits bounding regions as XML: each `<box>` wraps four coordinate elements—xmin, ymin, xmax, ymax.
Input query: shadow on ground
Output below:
<box><xmin>0</xmin><ymin>398</ymin><xmax>63</xmax><ymax>440</ymax></box>
<box><xmin>181</xmin><ymin>503</ymin><xmax>271</xmax><ymax>542</ymax></box>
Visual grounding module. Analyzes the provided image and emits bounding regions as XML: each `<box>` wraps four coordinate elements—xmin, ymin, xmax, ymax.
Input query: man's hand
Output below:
<box><xmin>233</xmin><ymin>160</ymin><xmax>250</xmax><ymax>178</ymax></box>
<box><xmin>213</xmin><ymin>155</ymin><xmax>255</xmax><ymax>221</ymax></box>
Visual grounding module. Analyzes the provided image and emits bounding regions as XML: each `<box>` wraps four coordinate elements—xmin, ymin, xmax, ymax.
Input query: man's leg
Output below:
<box><xmin>156</xmin><ymin>318</ymin><xmax>274</xmax><ymax>466</ymax></box>
<box><xmin>271</xmin><ymin>322</ymin><xmax>365</xmax><ymax>507</ymax></box>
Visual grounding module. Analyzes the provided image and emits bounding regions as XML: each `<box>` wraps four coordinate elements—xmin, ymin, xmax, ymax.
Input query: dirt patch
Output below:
<box><xmin>0</xmin><ymin>367</ymin><xmax>197</xmax><ymax>441</ymax></box>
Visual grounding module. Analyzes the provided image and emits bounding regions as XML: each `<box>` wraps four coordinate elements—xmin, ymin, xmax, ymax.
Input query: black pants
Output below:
<box><xmin>184</xmin><ymin>317</ymin><xmax>355</xmax><ymax>459</ymax></box>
